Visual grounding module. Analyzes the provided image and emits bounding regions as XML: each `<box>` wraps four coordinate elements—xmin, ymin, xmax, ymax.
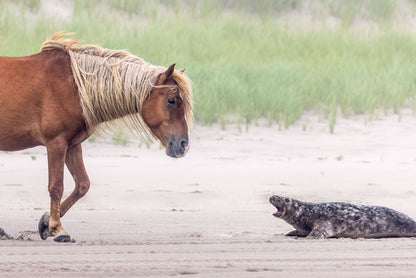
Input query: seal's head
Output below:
<box><xmin>269</xmin><ymin>195</ymin><xmax>292</xmax><ymax>218</ymax></box>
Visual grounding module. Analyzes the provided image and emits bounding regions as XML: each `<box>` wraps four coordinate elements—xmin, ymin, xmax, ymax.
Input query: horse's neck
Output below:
<box><xmin>75</xmin><ymin>60</ymin><xmax>151</xmax><ymax>124</ymax></box>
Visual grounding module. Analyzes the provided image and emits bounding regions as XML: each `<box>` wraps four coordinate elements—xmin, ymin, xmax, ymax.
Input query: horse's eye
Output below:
<box><xmin>167</xmin><ymin>98</ymin><xmax>176</xmax><ymax>105</ymax></box>
<box><xmin>285</xmin><ymin>198</ymin><xmax>290</xmax><ymax>203</ymax></box>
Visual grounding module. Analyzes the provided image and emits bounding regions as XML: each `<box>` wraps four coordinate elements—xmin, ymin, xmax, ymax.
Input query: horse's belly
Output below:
<box><xmin>0</xmin><ymin>119</ymin><xmax>42</xmax><ymax>151</ymax></box>
<box><xmin>0</xmin><ymin>88</ymin><xmax>43</xmax><ymax>151</ymax></box>
<box><xmin>0</xmin><ymin>132</ymin><xmax>41</xmax><ymax>151</ymax></box>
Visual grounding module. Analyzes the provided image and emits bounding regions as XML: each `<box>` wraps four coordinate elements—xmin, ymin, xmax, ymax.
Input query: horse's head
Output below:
<box><xmin>142</xmin><ymin>64</ymin><xmax>191</xmax><ymax>158</ymax></box>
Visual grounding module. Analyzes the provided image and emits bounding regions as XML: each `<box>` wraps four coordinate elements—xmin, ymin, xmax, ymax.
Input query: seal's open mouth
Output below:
<box><xmin>269</xmin><ymin>195</ymin><xmax>288</xmax><ymax>218</ymax></box>
<box><xmin>272</xmin><ymin>206</ymin><xmax>286</xmax><ymax>218</ymax></box>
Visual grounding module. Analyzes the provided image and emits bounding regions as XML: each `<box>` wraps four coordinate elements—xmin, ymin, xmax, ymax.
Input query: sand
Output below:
<box><xmin>1</xmin><ymin>110</ymin><xmax>416</xmax><ymax>277</ymax></box>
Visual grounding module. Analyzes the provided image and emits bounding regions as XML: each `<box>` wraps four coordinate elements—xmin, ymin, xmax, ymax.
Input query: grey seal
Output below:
<box><xmin>270</xmin><ymin>195</ymin><xmax>416</xmax><ymax>239</ymax></box>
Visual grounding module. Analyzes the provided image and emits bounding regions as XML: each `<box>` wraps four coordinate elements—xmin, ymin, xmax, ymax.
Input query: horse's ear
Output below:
<box><xmin>163</xmin><ymin>63</ymin><xmax>176</xmax><ymax>80</ymax></box>
<box><xmin>179</xmin><ymin>68</ymin><xmax>185</xmax><ymax>74</ymax></box>
<box><xmin>158</xmin><ymin>64</ymin><xmax>176</xmax><ymax>84</ymax></box>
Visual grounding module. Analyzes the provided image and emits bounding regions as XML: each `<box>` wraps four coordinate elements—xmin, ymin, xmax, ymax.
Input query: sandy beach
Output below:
<box><xmin>1</xmin><ymin>111</ymin><xmax>416</xmax><ymax>277</ymax></box>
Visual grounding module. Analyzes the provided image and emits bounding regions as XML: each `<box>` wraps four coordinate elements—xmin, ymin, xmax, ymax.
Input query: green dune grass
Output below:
<box><xmin>1</xmin><ymin>0</ymin><xmax>416</xmax><ymax>132</ymax></box>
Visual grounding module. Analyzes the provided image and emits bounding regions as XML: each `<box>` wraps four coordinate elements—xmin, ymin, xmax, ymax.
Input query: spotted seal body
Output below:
<box><xmin>270</xmin><ymin>195</ymin><xmax>416</xmax><ymax>239</ymax></box>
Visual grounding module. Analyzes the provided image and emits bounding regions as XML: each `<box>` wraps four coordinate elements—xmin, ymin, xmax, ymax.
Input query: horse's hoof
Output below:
<box><xmin>38</xmin><ymin>212</ymin><xmax>50</xmax><ymax>240</ymax></box>
<box><xmin>0</xmin><ymin>228</ymin><xmax>11</xmax><ymax>239</ymax></box>
<box><xmin>54</xmin><ymin>234</ymin><xmax>75</xmax><ymax>243</ymax></box>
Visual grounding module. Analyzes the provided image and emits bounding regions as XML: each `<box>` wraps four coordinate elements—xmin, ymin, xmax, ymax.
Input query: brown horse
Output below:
<box><xmin>0</xmin><ymin>32</ymin><xmax>193</xmax><ymax>242</ymax></box>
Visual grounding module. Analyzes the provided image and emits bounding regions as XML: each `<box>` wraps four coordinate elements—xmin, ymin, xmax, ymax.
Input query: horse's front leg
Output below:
<box><xmin>38</xmin><ymin>139</ymin><xmax>73</xmax><ymax>242</ymax></box>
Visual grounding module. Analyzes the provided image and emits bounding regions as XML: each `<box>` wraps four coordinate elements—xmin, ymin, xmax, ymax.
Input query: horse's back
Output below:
<box><xmin>0</xmin><ymin>51</ymin><xmax>86</xmax><ymax>151</ymax></box>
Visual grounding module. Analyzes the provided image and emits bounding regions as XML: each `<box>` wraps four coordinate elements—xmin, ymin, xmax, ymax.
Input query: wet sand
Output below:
<box><xmin>1</xmin><ymin>110</ymin><xmax>416</xmax><ymax>277</ymax></box>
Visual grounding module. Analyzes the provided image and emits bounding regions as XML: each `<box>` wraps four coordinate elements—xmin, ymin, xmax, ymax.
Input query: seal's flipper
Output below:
<box><xmin>307</xmin><ymin>223</ymin><xmax>335</xmax><ymax>239</ymax></box>
<box><xmin>285</xmin><ymin>230</ymin><xmax>309</xmax><ymax>237</ymax></box>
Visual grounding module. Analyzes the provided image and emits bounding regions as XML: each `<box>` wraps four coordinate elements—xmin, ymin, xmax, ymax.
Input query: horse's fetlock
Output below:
<box><xmin>48</xmin><ymin>220</ymin><xmax>64</xmax><ymax>236</ymax></box>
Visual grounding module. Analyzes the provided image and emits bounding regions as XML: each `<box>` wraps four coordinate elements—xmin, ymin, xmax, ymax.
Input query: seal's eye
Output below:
<box><xmin>285</xmin><ymin>198</ymin><xmax>290</xmax><ymax>203</ymax></box>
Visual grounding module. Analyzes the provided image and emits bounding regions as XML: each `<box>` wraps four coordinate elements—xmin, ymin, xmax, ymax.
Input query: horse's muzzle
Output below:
<box><xmin>167</xmin><ymin>137</ymin><xmax>189</xmax><ymax>158</ymax></box>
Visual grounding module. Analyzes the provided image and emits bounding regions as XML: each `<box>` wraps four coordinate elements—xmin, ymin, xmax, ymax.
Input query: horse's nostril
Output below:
<box><xmin>180</xmin><ymin>139</ymin><xmax>188</xmax><ymax>149</ymax></box>
<box><xmin>167</xmin><ymin>138</ymin><xmax>188</xmax><ymax>157</ymax></box>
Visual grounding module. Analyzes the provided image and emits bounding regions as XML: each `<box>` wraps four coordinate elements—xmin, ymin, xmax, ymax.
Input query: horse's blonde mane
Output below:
<box><xmin>40</xmin><ymin>32</ymin><xmax>193</xmax><ymax>140</ymax></box>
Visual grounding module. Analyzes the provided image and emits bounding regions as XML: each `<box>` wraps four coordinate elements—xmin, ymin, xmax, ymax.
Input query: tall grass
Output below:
<box><xmin>1</xmin><ymin>0</ymin><xmax>416</xmax><ymax>131</ymax></box>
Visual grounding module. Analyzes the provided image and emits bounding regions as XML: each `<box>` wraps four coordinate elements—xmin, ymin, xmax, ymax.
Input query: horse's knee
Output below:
<box><xmin>49</xmin><ymin>183</ymin><xmax>64</xmax><ymax>200</ymax></box>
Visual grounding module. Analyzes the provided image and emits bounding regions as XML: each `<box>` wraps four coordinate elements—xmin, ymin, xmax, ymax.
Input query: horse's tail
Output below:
<box><xmin>0</xmin><ymin>227</ymin><xmax>11</xmax><ymax>239</ymax></box>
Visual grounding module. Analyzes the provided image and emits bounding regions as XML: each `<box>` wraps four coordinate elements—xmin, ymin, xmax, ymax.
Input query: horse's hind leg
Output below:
<box><xmin>39</xmin><ymin>139</ymin><xmax>73</xmax><ymax>242</ymax></box>
<box><xmin>60</xmin><ymin>144</ymin><xmax>90</xmax><ymax>217</ymax></box>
